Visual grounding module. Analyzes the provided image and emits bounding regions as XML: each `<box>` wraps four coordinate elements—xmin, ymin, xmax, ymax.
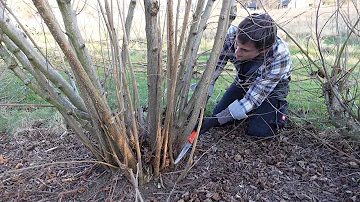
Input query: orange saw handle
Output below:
<box><xmin>188</xmin><ymin>131</ymin><xmax>197</xmax><ymax>144</ymax></box>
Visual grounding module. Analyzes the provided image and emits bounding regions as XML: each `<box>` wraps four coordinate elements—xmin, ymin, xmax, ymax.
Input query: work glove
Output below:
<box><xmin>196</xmin><ymin>108</ymin><xmax>234</xmax><ymax>134</ymax></box>
<box><xmin>198</xmin><ymin>118</ymin><xmax>220</xmax><ymax>134</ymax></box>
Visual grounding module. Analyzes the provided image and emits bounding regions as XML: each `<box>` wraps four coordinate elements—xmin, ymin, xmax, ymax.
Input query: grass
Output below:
<box><xmin>2</xmin><ymin>4</ymin><xmax>360</xmax><ymax>134</ymax></box>
<box><xmin>0</xmin><ymin>42</ymin><xmax>351</xmax><ymax>134</ymax></box>
<box><xmin>0</xmin><ymin>107</ymin><xmax>65</xmax><ymax>135</ymax></box>
<box><xmin>2</xmin><ymin>36</ymin><xmax>358</xmax><ymax>134</ymax></box>
<box><xmin>0</xmin><ymin>70</ymin><xmax>65</xmax><ymax>134</ymax></box>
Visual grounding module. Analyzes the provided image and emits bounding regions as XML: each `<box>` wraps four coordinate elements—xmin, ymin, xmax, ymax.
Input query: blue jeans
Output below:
<box><xmin>212</xmin><ymin>82</ymin><xmax>289</xmax><ymax>137</ymax></box>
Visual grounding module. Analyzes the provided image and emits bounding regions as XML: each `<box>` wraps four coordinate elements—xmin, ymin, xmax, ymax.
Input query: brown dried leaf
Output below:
<box><xmin>212</xmin><ymin>192</ymin><xmax>221</xmax><ymax>201</ymax></box>
<box><xmin>46</xmin><ymin>172</ymin><xmax>57</xmax><ymax>180</ymax></box>
<box><xmin>276</xmin><ymin>162</ymin><xmax>284</xmax><ymax>167</ymax></box>
<box><xmin>78</xmin><ymin>186</ymin><xmax>86</xmax><ymax>193</ymax></box>
<box><xmin>15</xmin><ymin>163</ymin><xmax>23</xmax><ymax>169</ymax></box>
<box><xmin>0</xmin><ymin>155</ymin><xmax>9</xmax><ymax>165</ymax></box>
<box><xmin>103</xmin><ymin>186</ymin><xmax>111</xmax><ymax>191</ymax></box>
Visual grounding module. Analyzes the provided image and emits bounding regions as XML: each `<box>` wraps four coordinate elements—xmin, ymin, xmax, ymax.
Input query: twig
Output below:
<box><xmin>159</xmin><ymin>173</ymin><xmax>175</xmax><ymax>187</ymax></box>
<box><xmin>109</xmin><ymin>173</ymin><xmax>119</xmax><ymax>201</ymax></box>
<box><xmin>45</xmin><ymin>147</ymin><xmax>59</xmax><ymax>153</ymax></box>
<box><xmin>58</xmin><ymin>188</ymin><xmax>81</xmax><ymax>198</ymax></box>
<box><xmin>0</xmin><ymin>104</ymin><xmax>53</xmax><ymax>107</ymax></box>
<box><xmin>0</xmin><ymin>160</ymin><xmax>117</xmax><ymax>178</ymax></box>
<box><xmin>159</xmin><ymin>173</ymin><xmax>165</xmax><ymax>188</ymax></box>
<box><xmin>35</xmin><ymin>177</ymin><xmax>54</xmax><ymax>188</ymax></box>
<box><xmin>129</xmin><ymin>163</ymin><xmax>144</xmax><ymax>202</ymax></box>
<box><xmin>24</xmin><ymin>190</ymin><xmax>58</xmax><ymax>195</ymax></box>
<box><xmin>304</xmin><ymin>128</ymin><xmax>360</xmax><ymax>164</ymax></box>
<box><xmin>166</xmin><ymin>180</ymin><xmax>178</xmax><ymax>202</ymax></box>
<box><xmin>73</xmin><ymin>164</ymin><xmax>99</xmax><ymax>178</ymax></box>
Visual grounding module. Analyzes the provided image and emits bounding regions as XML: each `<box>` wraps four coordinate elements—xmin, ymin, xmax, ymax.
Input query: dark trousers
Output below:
<box><xmin>212</xmin><ymin>82</ymin><xmax>288</xmax><ymax>137</ymax></box>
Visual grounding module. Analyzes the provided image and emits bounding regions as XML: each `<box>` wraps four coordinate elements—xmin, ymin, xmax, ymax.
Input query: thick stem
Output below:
<box><xmin>161</xmin><ymin>0</ymin><xmax>176</xmax><ymax>170</ymax></box>
<box><xmin>32</xmin><ymin>0</ymin><xmax>137</xmax><ymax>169</ymax></box>
<box><xmin>176</xmin><ymin>0</ymin><xmax>232</xmax><ymax>149</ymax></box>
<box><xmin>175</xmin><ymin>0</ymin><xmax>206</xmax><ymax>114</ymax></box>
<box><xmin>57</xmin><ymin>0</ymin><xmax>102</xmax><ymax>92</ymax></box>
<box><xmin>144</xmin><ymin>0</ymin><xmax>163</xmax><ymax>176</ymax></box>
<box><xmin>0</xmin><ymin>6</ymin><xmax>87</xmax><ymax>112</ymax></box>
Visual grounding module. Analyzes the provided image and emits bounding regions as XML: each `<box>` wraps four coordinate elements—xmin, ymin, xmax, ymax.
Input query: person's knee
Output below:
<box><xmin>249</xmin><ymin>123</ymin><xmax>276</xmax><ymax>137</ymax></box>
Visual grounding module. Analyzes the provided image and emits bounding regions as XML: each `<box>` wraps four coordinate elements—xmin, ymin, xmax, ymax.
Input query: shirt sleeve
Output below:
<box><xmin>228</xmin><ymin>38</ymin><xmax>292</xmax><ymax>119</ymax></box>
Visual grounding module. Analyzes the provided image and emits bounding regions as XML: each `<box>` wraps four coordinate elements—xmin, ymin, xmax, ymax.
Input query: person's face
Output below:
<box><xmin>234</xmin><ymin>39</ymin><xmax>266</xmax><ymax>61</ymax></box>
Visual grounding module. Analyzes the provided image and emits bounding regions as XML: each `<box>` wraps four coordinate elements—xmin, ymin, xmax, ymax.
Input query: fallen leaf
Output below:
<box><xmin>234</xmin><ymin>154</ymin><xmax>242</xmax><ymax>162</ymax></box>
<box><xmin>46</xmin><ymin>172</ymin><xmax>57</xmax><ymax>180</ymax></box>
<box><xmin>276</xmin><ymin>162</ymin><xmax>284</xmax><ymax>167</ymax></box>
<box><xmin>15</xmin><ymin>163</ymin><xmax>23</xmax><ymax>169</ymax></box>
<box><xmin>349</xmin><ymin>162</ymin><xmax>359</xmax><ymax>169</ymax></box>
<box><xmin>62</xmin><ymin>178</ymin><xmax>74</xmax><ymax>182</ymax></box>
<box><xmin>182</xmin><ymin>191</ymin><xmax>190</xmax><ymax>201</ymax></box>
<box><xmin>297</xmin><ymin>161</ymin><xmax>306</xmax><ymax>169</ymax></box>
<box><xmin>11</xmin><ymin>175</ymin><xmax>20</xmax><ymax>182</ymax></box>
<box><xmin>0</xmin><ymin>155</ymin><xmax>9</xmax><ymax>165</ymax></box>
<box><xmin>103</xmin><ymin>186</ymin><xmax>111</xmax><ymax>191</ymax></box>
<box><xmin>78</xmin><ymin>186</ymin><xmax>86</xmax><ymax>193</ymax></box>
<box><xmin>190</xmin><ymin>193</ymin><xmax>198</xmax><ymax>200</ymax></box>
<box><xmin>206</xmin><ymin>192</ymin><xmax>214</xmax><ymax>198</ymax></box>
<box><xmin>212</xmin><ymin>193</ymin><xmax>221</xmax><ymax>201</ymax></box>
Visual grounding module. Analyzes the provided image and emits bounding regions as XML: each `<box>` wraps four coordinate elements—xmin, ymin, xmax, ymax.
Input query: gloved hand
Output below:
<box><xmin>195</xmin><ymin>108</ymin><xmax>234</xmax><ymax>134</ymax></box>
<box><xmin>198</xmin><ymin>118</ymin><xmax>220</xmax><ymax>134</ymax></box>
<box><xmin>215</xmin><ymin>107</ymin><xmax>233</xmax><ymax>125</ymax></box>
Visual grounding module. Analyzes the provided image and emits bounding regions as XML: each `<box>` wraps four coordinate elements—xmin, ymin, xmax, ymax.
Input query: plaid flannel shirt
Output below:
<box><xmin>212</xmin><ymin>26</ymin><xmax>292</xmax><ymax>119</ymax></box>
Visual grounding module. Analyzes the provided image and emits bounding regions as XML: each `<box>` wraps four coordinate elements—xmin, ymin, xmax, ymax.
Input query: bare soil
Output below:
<box><xmin>1</xmin><ymin>122</ymin><xmax>359</xmax><ymax>202</ymax></box>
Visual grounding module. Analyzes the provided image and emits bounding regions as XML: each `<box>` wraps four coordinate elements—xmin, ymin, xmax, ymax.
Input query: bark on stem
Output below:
<box><xmin>144</xmin><ymin>0</ymin><xmax>163</xmax><ymax>176</ymax></box>
<box><xmin>0</xmin><ymin>6</ymin><xmax>87</xmax><ymax>112</ymax></box>
<box><xmin>161</xmin><ymin>0</ymin><xmax>176</xmax><ymax>170</ymax></box>
<box><xmin>177</xmin><ymin>0</ymin><xmax>231</xmax><ymax>149</ymax></box>
<box><xmin>32</xmin><ymin>0</ymin><xmax>137</xmax><ymax>170</ymax></box>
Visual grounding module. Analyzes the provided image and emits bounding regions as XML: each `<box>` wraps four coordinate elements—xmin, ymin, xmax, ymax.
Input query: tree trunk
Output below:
<box><xmin>143</xmin><ymin>0</ymin><xmax>163</xmax><ymax>176</ymax></box>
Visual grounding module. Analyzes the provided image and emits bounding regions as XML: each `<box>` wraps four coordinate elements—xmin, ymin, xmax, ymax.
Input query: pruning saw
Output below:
<box><xmin>174</xmin><ymin>131</ymin><xmax>197</xmax><ymax>164</ymax></box>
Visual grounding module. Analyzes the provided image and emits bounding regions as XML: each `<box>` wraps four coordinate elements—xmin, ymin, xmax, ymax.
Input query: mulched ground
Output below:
<box><xmin>0</xmin><ymin>122</ymin><xmax>359</xmax><ymax>201</ymax></box>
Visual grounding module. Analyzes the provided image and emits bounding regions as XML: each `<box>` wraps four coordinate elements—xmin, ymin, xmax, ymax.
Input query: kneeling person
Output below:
<box><xmin>201</xmin><ymin>13</ymin><xmax>292</xmax><ymax>137</ymax></box>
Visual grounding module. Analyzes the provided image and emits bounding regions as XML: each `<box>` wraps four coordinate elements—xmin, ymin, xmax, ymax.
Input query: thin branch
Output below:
<box><xmin>130</xmin><ymin>164</ymin><xmax>145</xmax><ymax>202</ymax></box>
<box><xmin>276</xmin><ymin>26</ymin><xmax>324</xmax><ymax>77</ymax></box>
<box><xmin>0</xmin><ymin>39</ymin><xmax>90</xmax><ymax>120</ymax></box>
<box><xmin>176</xmin><ymin>0</ymin><xmax>207</xmax><ymax>114</ymax></box>
<box><xmin>334</xmin><ymin>10</ymin><xmax>360</xmax><ymax>69</ymax></box>
<box><xmin>0</xmin><ymin>5</ymin><xmax>87</xmax><ymax>112</ymax></box>
<box><xmin>0</xmin><ymin>103</ymin><xmax>53</xmax><ymax>107</ymax></box>
<box><xmin>119</xmin><ymin>2</ymin><xmax>143</xmax><ymax>127</ymax></box>
<box><xmin>0</xmin><ymin>160</ymin><xmax>117</xmax><ymax>178</ymax></box>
